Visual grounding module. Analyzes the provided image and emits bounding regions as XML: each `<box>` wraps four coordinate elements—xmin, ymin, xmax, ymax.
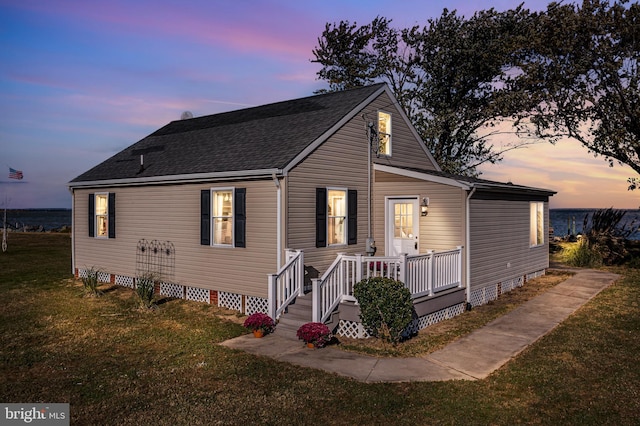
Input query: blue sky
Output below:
<box><xmin>1</xmin><ymin>0</ymin><xmax>637</xmax><ymax>209</ymax></box>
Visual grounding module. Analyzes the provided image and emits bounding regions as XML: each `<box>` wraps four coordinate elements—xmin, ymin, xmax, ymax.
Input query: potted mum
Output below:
<box><xmin>243</xmin><ymin>312</ymin><xmax>275</xmax><ymax>338</ymax></box>
<box><xmin>296</xmin><ymin>322</ymin><xmax>332</xmax><ymax>348</ymax></box>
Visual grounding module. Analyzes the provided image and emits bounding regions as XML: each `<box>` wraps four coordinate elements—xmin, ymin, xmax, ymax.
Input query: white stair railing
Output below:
<box><xmin>268</xmin><ymin>249</ymin><xmax>304</xmax><ymax>320</ymax></box>
<box><xmin>312</xmin><ymin>253</ymin><xmax>347</xmax><ymax>323</ymax></box>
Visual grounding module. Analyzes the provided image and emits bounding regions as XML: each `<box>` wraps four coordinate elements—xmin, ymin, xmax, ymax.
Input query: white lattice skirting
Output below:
<box><xmin>186</xmin><ymin>286</ymin><xmax>210</xmax><ymax>303</ymax></box>
<box><xmin>245</xmin><ymin>296</ymin><xmax>269</xmax><ymax>315</ymax></box>
<box><xmin>76</xmin><ymin>269</ymin><xmax>269</xmax><ymax>314</ymax></box>
<box><xmin>218</xmin><ymin>291</ymin><xmax>242</xmax><ymax>312</ymax></box>
<box><xmin>160</xmin><ymin>282</ymin><xmax>183</xmax><ymax>299</ymax></box>
<box><xmin>470</xmin><ymin>284</ymin><xmax>499</xmax><ymax>307</ymax></box>
<box><xmin>336</xmin><ymin>320</ymin><xmax>370</xmax><ymax>339</ymax></box>
<box><xmin>336</xmin><ymin>302</ymin><xmax>466</xmax><ymax>339</ymax></box>
<box><xmin>115</xmin><ymin>275</ymin><xmax>135</xmax><ymax>288</ymax></box>
<box><xmin>408</xmin><ymin>303</ymin><xmax>466</xmax><ymax>334</ymax></box>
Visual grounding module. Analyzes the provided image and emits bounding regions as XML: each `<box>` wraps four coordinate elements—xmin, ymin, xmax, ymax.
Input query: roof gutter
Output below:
<box><xmin>68</xmin><ymin>168</ymin><xmax>284</xmax><ymax>189</ymax></box>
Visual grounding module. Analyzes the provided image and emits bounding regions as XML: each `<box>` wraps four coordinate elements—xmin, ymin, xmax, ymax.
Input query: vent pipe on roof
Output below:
<box><xmin>139</xmin><ymin>154</ymin><xmax>144</xmax><ymax>173</ymax></box>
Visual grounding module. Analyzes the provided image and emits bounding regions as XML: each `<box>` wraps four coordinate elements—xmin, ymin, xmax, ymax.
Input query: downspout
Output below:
<box><xmin>365</xmin><ymin>119</ymin><xmax>376</xmax><ymax>255</ymax></box>
<box><xmin>465</xmin><ymin>186</ymin><xmax>477</xmax><ymax>305</ymax></box>
<box><xmin>69</xmin><ymin>187</ymin><xmax>75</xmax><ymax>275</ymax></box>
<box><xmin>272</xmin><ymin>173</ymin><xmax>281</xmax><ymax>268</ymax></box>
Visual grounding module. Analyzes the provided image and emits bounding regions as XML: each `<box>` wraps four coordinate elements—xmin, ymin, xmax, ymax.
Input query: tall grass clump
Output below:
<box><xmin>580</xmin><ymin>208</ymin><xmax>637</xmax><ymax>266</ymax></box>
<box><xmin>82</xmin><ymin>266</ymin><xmax>102</xmax><ymax>297</ymax></box>
<box><xmin>562</xmin><ymin>208</ymin><xmax>639</xmax><ymax>267</ymax></box>
<box><xmin>562</xmin><ymin>238</ymin><xmax>603</xmax><ymax>267</ymax></box>
<box><xmin>135</xmin><ymin>273</ymin><xmax>156</xmax><ymax>309</ymax></box>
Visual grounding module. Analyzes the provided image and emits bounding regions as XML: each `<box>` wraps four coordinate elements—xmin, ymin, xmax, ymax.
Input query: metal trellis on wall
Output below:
<box><xmin>136</xmin><ymin>239</ymin><xmax>175</xmax><ymax>282</ymax></box>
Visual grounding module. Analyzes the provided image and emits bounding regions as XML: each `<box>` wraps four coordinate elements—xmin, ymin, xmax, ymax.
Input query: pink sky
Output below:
<box><xmin>0</xmin><ymin>0</ymin><xmax>637</xmax><ymax>208</ymax></box>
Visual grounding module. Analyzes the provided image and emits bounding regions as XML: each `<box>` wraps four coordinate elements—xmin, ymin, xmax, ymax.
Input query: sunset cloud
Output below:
<box><xmin>1</xmin><ymin>0</ymin><xmax>637</xmax><ymax>208</ymax></box>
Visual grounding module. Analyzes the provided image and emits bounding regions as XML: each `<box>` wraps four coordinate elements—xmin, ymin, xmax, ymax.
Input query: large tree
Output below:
<box><xmin>313</xmin><ymin>1</ymin><xmax>640</xmax><ymax>188</ymax></box>
<box><xmin>518</xmin><ymin>0</ymin><xmax>640</xmax><ymax>189</ymax></box>
<box><xmin>312</xmin><ymin>8</ymin><xmax>538</xmax><ymax>176</ymax></box>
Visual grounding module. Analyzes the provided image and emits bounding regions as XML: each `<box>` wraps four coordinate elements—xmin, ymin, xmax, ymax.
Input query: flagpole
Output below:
<box><xmin>2</xmin><ymin>195</ymin><xmax>7</xmax><ymax>253</ymax></box>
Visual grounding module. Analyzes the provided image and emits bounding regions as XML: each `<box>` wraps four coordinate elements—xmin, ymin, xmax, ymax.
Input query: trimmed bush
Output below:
<box><xmin>353</xmin><ymin>276</ymin><xmax>414</xmax><ymax>344</ymax></box>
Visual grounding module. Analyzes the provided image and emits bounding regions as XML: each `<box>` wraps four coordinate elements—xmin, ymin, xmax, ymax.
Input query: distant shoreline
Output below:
<box><xmin>2</xmin><ymin>208</ymin><xmax>638</xmax><ymax>238</ymax></box>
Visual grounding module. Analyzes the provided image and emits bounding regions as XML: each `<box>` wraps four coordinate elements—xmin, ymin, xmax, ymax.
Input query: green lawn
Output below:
<box><xmin>1</xmin><ymin>233</ymin><xmax>639</xmax><ymax>425</ymax></box>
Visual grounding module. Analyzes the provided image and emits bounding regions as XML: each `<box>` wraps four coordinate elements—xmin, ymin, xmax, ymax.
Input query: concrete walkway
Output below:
<box><xmin>219</xmin><ymin>268</ymin><xmax>619</xmax><ymax>382</ymax></box>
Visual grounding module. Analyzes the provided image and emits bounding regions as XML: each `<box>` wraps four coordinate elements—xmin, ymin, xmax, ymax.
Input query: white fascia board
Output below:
<box><xmin>374</xmin><ymin>164</ymin><xmax>472</xmax><ymax>190</ymax></box>
<box><xmin>68</xmin><ymin>168</ymin><xmax>283</xmax><ymax>189</ymax></box>
<box><xmin>282</xmin><ymin>85</ymin><xmax>387</xmax><ymax>175</ymax></box>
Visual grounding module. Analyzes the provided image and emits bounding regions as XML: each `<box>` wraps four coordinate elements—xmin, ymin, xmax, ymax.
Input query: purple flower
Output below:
<box><xmin>296</xmin><ymin>322</ymin><xmax>332</xmax><ymax>347</ymax></box>
<box><xmin>243</xmin><ymin>313</ymin><xmax>275</xmax><ymax>334</ymax></box>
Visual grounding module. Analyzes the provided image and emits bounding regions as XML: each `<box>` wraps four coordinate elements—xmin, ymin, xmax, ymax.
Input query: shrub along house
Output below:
<box><xmin>69</xmin><ymin>83</ymin><xmax>555</xmax><ymax>337</ymax></box>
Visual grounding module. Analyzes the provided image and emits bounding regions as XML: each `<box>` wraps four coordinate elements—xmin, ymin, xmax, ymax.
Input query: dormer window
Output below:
<box><xmin>378</xmin><ymin>111</ymin><xmax>392</xmax><ymax>156</ymax></box>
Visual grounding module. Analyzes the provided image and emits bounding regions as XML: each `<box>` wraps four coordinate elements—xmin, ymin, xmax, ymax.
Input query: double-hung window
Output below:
<box><xmin>327</xmin><ymin>189</ymin><xmax>347</xmax><ymax>246</ymax></box>
<box><xmin>316</xmin><ymin>188</ymin><xmax>357</xmax><ymax>248</ymax></box>
<box><xmin>212</xmin><ymin>189</ymin><xmax>234</xmax><ymax>246</ymax></box>
<box><xmin>89</xmin><ymin>192</ymin><xmax>115</xmax><ymax>238</ymax></box>
<box><xmin>530</xmin><ymin>202</ymin><xmax>545</xmax><ymax>247</ymax></box>
<box><xmin>378</xmin><ymin>111</ymin><xmax>392</xmax><ymax>156</ymax></box>
<box><xmin>200</xmin><ymin>187</ymin><xmax>246</xmax><ymax>248</ymax></box>
<box><xmin>95</xmin><ymin>193</ymin><xmax>109</xmax><ymax>237</ymax></box>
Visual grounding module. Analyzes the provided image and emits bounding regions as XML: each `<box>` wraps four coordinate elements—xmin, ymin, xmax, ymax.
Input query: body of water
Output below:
<box><xmin>2</xmin><ymin>209</ymin><xmax>71</xmax><ymax>231</ymax></box>
<box><xmin>550</xmin><ymin>208</ymin><xmax>640</xmax><ymax>240</ymax></box>
<box><xmin>2</xmin><ymin>208</ymin><xmax>639</xmax><ymax>239</ymax></box>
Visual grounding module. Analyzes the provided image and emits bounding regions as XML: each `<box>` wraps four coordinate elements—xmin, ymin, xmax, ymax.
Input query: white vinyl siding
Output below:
<box><xmin>374</xmin><ymin>171</ymin><xmax>466</xmax><ymax>254</ymax></box>
<box><xmin>73</xmin><ymin>180</ymin><xmax>277</xmax><ymax>298</ymax></box>
<box><xmin>469</xmin><ymin>198</ymin><xmax>549</xmax><ymax>291</ymax></box>
<box><xmin>287</xmin><ymin>91</ymin><xmax>439</xmax><ymax>272</ymax></box>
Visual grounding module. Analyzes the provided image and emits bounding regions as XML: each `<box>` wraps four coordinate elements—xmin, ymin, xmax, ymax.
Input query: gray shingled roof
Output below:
<box><xmin>388</xmin><ymin>165</ymin><xmax>556</xmax><ymax>196</ymax></box>
<box><xmin>71</xmin><ymin>83</ymin><xmax>386</xmax><ymax>183</ymax></box>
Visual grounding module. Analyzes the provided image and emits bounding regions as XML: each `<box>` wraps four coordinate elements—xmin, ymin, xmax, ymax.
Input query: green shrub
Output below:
<box><xmin>353</xmin><ymin>276</ymin><xmax>414</xmax><ymax>344</ymax></box>
<box><xmin>82</xmin><ymin>267</ymin><xmax>102</xmax><ymax>297</ymax></box>
<box><xmin>135</xmin><ymin>273</ymin><xmax>156</xmax><ymax>309</ymax></box>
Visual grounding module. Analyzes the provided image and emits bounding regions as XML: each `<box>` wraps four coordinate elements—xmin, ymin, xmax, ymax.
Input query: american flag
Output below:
<box><xmin>9</xmin><ymin>167</ymin><xmax>23</xmax><ymax>180</ymax></box>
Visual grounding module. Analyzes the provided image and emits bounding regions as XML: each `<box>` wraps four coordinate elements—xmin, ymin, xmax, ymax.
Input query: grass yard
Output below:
<box><xmin>1</xmin><ymin>233</ymin><xmax>639</xmax><ymax>425</ymax></box>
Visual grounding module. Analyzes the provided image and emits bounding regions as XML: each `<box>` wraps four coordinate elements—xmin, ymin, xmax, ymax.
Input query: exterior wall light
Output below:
<box><xmin>421</xmin><ymin>197</ymin><xmax>429</xmax><ymax>216</ymax></box>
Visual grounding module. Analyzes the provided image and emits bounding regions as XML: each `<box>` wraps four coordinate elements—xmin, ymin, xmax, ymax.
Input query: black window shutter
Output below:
<box><xmin>200</xmin><ymin>189</ymin><xmax>210</xmax><ymax>245</ymax></box>
<box><xmin>108</xmin><ymin>192</ymin><xmax>116</xmax><ymax>239</ymax></box>
<box><xmin>348</xmin><ymin>189</ymin><xmax>357</xmax><ymax>245</ymax></box>
<box><xmin>316</xmin><ymin>188</ymin><xmax>327</xmax><ymax>248</ymax></box>
<box><xmin>234</xmin><ymin>188</ymin><xmax>246</xmax><ymax>248</ymax></box>
<box><xmin>88</xmin><ymin>193</ymin><xmax>95</xmax><ymax>237</ymax></box>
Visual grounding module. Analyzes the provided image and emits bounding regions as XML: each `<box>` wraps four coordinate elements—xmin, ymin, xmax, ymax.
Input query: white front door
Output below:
<box><xmin>386</xmin><ymin>198</ymin><xmax>419</xmax><ymax>256</ymax></box>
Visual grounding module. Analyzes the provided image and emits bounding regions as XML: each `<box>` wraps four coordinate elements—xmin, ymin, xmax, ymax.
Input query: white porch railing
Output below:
<box><xmin>311</xmin><ymin>246</ymin><xmax>463</xmax><ymax>323</ymax></box>
<box><xmin>268</xmin><ymin>249</ymin><xmax>304</xmax><ymax>320</ymax></box>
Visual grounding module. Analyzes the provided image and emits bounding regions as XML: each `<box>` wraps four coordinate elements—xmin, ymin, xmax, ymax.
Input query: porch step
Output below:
<box><xmin>274</xmin><ymin>294</ymin><xmax>313</xmax><ymax>340</ymax></box>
